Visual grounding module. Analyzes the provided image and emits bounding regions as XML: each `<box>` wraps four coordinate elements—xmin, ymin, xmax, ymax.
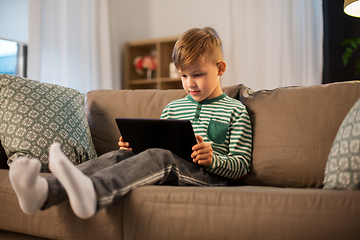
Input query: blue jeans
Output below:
<box><xmin>44</xmin><ymin>149</ymin><xmax>228</xmax><ymax>210</ymax></box>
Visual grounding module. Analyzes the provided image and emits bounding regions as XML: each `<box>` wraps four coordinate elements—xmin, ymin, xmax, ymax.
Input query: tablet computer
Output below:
<box><xmin>115</xmin><ymin>118</ymin><xmax>197</xmax><ymax>163</ymax></box>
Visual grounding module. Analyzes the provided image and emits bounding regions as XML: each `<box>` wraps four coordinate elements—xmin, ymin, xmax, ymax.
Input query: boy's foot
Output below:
<box><xmin>48</xmin><ymin>142</ymin><xmax>97</xmax><ymax>219</ymax></box>
<box><xmin>9</xmin><ymin>157</ymin><xmax>48</xmax><ymax>215</ymax></box>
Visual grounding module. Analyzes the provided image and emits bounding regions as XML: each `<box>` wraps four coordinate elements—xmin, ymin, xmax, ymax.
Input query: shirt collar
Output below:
<box><xmin>186</xmin><ymin>93</ymin><xmax>226</xmax><ymax>104</ymax></box>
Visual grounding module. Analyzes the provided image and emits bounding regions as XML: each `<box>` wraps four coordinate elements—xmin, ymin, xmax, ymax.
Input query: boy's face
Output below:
<box><xmin>178</xmin><ymin>57</ymin><xmax>226</xmax><ymax>102</ymax></box>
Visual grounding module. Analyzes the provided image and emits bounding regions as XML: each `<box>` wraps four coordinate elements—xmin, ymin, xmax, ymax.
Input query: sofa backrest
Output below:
<box><xmin>239</xmin><ymin>81</ymin><xmax>360</xmax><ymax>188</ymax></box>
<box><xmin>85</xmin><ymin>89</ymin><xmax>185</xmax><ymax>156</ymax></box>
<box><xmin>85</xmin><ymin>82</ymin><xmax>360</xmax><ymax>188</ymax></box>
<box><xmin>85</xmin><ymin>86</ymin><xmax>241</xmax><ymax>156</ymax></box>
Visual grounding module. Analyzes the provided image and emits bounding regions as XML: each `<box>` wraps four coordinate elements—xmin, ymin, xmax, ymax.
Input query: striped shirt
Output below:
<box><xmin>161</xmin><ymin>93</ymin><xmax>252</xmax><ymax>179</ymax></box>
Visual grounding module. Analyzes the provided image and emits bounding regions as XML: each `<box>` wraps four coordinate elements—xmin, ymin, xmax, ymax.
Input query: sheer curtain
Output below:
<box><xmin>28</xmin><ymin>0</ymin><xmax>323</xmax><ymax>93</ymax></box>
<box><xmin>28</xmin><ymin>0</ymin><xmax>113</xmax><ymax>94</ymax></box>
<box><xmin>223</xmin><ymin>0</ymin><xmax>323</xmax><ymax>91</ymax></box>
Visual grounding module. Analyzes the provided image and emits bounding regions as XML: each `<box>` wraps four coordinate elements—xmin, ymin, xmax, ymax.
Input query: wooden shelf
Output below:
<box><xmin>129</xmin><ymin>79</ymin><xmax>158</xmax><ymax>85</ymax></box>
<box><xmin>124</xmin><ymin>36</ymin><xmax>182</xmax><ymax>90</ymax></box>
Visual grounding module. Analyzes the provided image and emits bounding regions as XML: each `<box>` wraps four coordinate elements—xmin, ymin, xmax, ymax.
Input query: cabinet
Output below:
<box><xmin>124</xmin><ymin>36</ymin><xmax>182</xmax><ymax>90</ymax></box>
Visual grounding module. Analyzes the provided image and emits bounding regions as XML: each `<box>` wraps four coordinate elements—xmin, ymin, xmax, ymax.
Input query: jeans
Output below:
<box><xmin>44</xmin><ymin>148</ymin><xmax>228</xmax><ymax>210</ymax></box>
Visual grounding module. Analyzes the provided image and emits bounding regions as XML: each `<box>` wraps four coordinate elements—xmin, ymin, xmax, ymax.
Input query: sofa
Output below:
<box><xmin>0</xmin><ymin>80</ymin><xmax>360</xmax><ymax>240</ymax></box>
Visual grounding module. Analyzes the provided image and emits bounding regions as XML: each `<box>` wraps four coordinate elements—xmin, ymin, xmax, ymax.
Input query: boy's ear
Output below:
<box><xmin>217</xmin><ymin>61</ymin><xmax>226</xmax><ymax>76</ymax></box>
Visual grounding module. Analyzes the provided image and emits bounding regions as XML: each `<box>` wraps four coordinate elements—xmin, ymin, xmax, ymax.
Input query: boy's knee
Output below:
<box><xmin>145</xmin><ymin>148</ymin><xmax>172</xmax><ymax>157</ymax></box>
<box><xmin>143</xmin><ymin>148</ymin><xmax>179</xmax><ymax>164</ymax></box>
<box><xmin>98</xmin><ymin>149</ymin><xmax>134</xmax><ymax>163</ymax></box>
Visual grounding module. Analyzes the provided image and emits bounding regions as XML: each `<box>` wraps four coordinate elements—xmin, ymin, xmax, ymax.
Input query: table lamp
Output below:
<box><xmin>344</xmin><ymin>0</ymin><xmax>360</xmax><ymax>17</ymax></box>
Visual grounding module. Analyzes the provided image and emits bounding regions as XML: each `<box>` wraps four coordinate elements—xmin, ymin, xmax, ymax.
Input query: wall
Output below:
<box><xmin>109</xmin><ymin>0</ymin><xmax>150</xmax><ymax>89</ymax></box>
<box><xmin>0</xmin><ymin>0</ymin><xmax>28</xmax><ymax>42</ymax></box>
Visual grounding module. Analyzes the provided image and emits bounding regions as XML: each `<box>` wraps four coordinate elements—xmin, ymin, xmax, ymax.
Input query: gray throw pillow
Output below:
<box><xmin>0</xmin><ymin>74</ymin><xmax>97</xmax><ymax>172</ymax></box>
<box><xmin>323</xmin><ymin>98</ymin><xmax>360</xmax><ymax>189</ymax></box>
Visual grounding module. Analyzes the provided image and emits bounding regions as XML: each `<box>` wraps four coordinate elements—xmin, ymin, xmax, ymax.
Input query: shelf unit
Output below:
<box><xmin>124</xmin><ymin>36</ymin><xmax>182</xmax><ymax>90</ymax></box>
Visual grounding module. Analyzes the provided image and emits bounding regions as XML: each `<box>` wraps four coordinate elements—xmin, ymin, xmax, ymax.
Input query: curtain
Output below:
<box><xmin>28</xmin><ymin>0</ymin><xmax>323</xmax><ymax>92</ymax></box>
<box><xmin>224</xmin><ymin>0</ymin><xmax>323</xmax><ymax>91</ymax></box>
<box><xmin>29</xmin><ymin>0</ymin><xmax>113</xmax><ymax>94</ymax></box>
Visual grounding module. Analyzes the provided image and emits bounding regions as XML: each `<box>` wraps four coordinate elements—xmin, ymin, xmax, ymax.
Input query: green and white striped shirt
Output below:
<box><xmin>161</xmin><ymin>93</ymin><xmax>252</xmax><ymax>179</ymax></box>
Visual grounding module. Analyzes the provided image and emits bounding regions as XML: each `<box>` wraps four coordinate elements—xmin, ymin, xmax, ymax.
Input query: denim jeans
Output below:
<box><xmin>44</xmin><ymin>148</ymin><xmax>227</xmax><ymax>210</ymax></box>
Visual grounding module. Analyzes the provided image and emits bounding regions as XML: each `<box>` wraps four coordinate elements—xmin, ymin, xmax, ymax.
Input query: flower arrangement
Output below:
<box><xmin>134</xmin><ymin>55</ymin><xmax>157</xmax><ymax>78</ymax></box>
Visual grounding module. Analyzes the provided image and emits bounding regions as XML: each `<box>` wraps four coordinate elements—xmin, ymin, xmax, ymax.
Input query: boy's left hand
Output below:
<box><xmin>191</xmin><ymin>135</ymin><xmax>213</xmax><ymax>166</ymax></box>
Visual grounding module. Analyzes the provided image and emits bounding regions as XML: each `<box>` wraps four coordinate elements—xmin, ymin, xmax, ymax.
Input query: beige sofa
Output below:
<box><xmin>0</xmin><ymin>81</ymin><xmax>360</xmax><ymax>240</ymax></box>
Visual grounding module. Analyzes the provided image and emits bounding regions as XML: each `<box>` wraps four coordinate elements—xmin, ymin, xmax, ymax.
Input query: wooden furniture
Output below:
<box><xmin>124</xmin><ymin>36</ymin><xmax>182</xmax><ymax>90</ymax></box>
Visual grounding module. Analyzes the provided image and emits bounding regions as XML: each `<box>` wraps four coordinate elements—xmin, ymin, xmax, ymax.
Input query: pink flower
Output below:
<box><xmin>134</xmin><ymin>55</ymin><xmax>157</xmax><ymax>76</ymax></box>
<box><xmin>142</xmin><ymin>56</ymin><xmax>157</xmax><ymax>70</ymax></box>
<box><xmin>134</xmin><ymin>56</ymin><xmax>144</xmax><ymax>70</ymax></box>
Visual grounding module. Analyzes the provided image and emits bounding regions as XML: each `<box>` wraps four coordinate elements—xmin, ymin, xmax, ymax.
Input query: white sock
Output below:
<box><xmin>48</xmin><ymin>142</ymin><xmax>97</xmax><ymax>219</ymax></box>
<box><xmin>9</xmin><ymin>157</ymin><xmax>48</xmax><ymax>215</ymax></box>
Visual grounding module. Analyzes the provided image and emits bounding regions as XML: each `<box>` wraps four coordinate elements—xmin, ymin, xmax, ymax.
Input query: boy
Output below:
<box><xmin>9</xmin><ymin>27</ymin><xmax>252</xmax><ymax>219</ymax></box>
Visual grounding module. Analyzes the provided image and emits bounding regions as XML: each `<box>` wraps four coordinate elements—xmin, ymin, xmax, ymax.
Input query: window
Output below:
<box><xmin>0</xmin><ymin>39</ymin><xmax>27</xmax><ymax>77</ymax></box>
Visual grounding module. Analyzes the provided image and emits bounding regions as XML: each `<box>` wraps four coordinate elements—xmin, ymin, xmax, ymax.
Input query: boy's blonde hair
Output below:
<box><xmin>172</xmin><ymin>27</ymin><xmax>223</xmax><ymax>70</ymax></box>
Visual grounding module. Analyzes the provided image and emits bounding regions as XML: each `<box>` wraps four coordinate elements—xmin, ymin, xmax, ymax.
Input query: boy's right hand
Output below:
<box><xmin>118</xmin><ymin>136</ymin><xmax>133</xmax><ymax>152</ymax></box>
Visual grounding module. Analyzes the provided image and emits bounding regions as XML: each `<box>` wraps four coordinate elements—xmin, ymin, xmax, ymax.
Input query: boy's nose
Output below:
<box><xmin>187</xmin><ymin>78</ymin><xmax>197</xmax><ymax>87</ymax></box>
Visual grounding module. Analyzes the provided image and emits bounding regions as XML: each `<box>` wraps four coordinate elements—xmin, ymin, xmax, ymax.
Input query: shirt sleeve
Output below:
<box><xmin>160</xmin><ymin>104</ymin><xmax>169</xmax><ymax>119</ymax></box>
<box><xmin>204</xmin><ymin>107</ymin><xmax>252</xmax><ymax>179</ymax></box>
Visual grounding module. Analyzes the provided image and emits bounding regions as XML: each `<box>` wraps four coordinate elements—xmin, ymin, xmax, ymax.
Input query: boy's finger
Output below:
<box><xmin>195</xmin><ymin>135</ymin><xmax>203</xmax><ymax>143</ymax></box>
<box><xmin>192</xmin><ymin>147</ymin><xmax>211</xmax><ymax>156</ymax></box>
<box><xmin>197</xmin><ymin>159</ymin><xmax>211</xmax><ymax>166</ymax></box>
<box><xmin>193</xmin><ymin>142</ymin><xmax>211</xmax><ymax>151</ymax></box>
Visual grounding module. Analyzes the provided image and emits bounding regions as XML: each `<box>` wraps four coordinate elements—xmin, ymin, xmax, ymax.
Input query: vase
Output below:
<box><xmin>146</xmin><ymin>69</ymin><xmax>152</xmax><ymax>79</ymax></box>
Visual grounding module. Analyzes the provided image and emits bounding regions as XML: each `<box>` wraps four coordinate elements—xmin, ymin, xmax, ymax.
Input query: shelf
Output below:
<box><xmin>129</xmin><ymin>79</ymin><xmax>157</xmax><ymax>85</ymax></box>
<box><xmin>124</xmin><ymin>36</ymin><xmax>182</xmax><ymax>90</ymax></box>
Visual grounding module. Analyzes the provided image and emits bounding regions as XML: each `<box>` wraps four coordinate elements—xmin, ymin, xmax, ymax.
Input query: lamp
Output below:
<box><xmin>344</xmin><ymin>0</ymin><xmax>360</xmax><ymax>17</ymax></box>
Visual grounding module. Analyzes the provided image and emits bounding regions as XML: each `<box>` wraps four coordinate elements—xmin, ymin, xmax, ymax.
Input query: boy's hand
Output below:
<box><xmin>118</xmin><ymin>136</ymin><xmax>133</xmax><ymax>152</ymax></box>
<box><xmin>191</xmin><ymin>135</ymin><xmax>213</xmax><ymax>166</ymax></box>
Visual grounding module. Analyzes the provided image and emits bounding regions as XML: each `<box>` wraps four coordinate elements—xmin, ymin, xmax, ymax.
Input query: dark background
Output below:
<box><xmin>323</xmin><ymin>0</ymin><xmax>360</xmax><ymax>84</ymax></box>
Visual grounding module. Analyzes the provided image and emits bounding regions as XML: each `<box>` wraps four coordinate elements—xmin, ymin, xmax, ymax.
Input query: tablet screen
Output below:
<box><xmin>116</xmin><ymin>118</ymin><xmax>197</xmax><ymax>163</ymax></box>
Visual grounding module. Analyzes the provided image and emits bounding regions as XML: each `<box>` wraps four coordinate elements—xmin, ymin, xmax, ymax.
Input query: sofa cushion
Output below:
<box><xmin>0</xmin><ymin>74</ymin><xmax>97</xmax><ymax>172</ymax></box>
<box><xmin>85</xmin><ymin>85</ymin><xmax>242</xmax><ymax>156</ymax></box>
<box><xmin>1</xmin><ymin>167</ymin><xmax>360</xmax><ymax>240</ymax></box>
<box><xmin>85</xmin><ymin>89</ymin><xmax>187</xmax><ymax>155</ymax></box>
<box><xmin>0</xmin><ymin>169</ymin><xmax>125</xmax><ymax>239</ymax></box>
<box><xmin>323</xmin><ymin>98</ymin><xmax>360</xmax><ymax>189</ymax></box>
<box><xmin>123</xmin><ymin>186</ymin><xmax>360</xmax><ymax>240</ymax></box>
<box><xmin>239</xmin><ymin>81</ymin><xmax>360</xmax><ymax>188</ymax></box>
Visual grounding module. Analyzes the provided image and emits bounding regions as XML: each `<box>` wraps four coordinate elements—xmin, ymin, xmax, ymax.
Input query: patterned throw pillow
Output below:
<box><xmin>323</xmin><ymin>98</ymin><xmax>360</xmax><ymax>189</ymax></box>
<box><xmin>0</xmin><ymin>74</ymin><xmax>97</xmax><ymax>172</ymax></box>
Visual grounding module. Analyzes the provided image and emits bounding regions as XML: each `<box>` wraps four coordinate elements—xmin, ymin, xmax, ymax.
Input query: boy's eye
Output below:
<box><xmin>194</xmin><ymin>73</ymin><xmax>203</xmax><ymax>78</ymax></box>
<box><xmin>181</xmin><ymin>75</ymin><xmax>187</xmax><ymax>78</ymax></box>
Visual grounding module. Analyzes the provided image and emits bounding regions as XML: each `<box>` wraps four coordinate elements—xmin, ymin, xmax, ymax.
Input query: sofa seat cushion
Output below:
<box><xmin>0</xmin><ymin>74</ymin><xmax>97</xmax><ymax>172</ymax></box>
<box><xmin>1</xmin><ymin>168</ymin><xmax>359</xmax><ymax>240</ymax></box>
<box><xmin>323</xmin><ymin>98</ymin><xmax>360</xmax><ymax>189</ymax></box>
<box><xmin>123</xmin><ymin>185</ymin><xmax>360</xmax><ymax>240</ymax></box>
<box><xmin>0</xmin><ymin>169</ymin><xmax>124</xmax><ymax>239</ymax></box>
<box><xmin>239</xmin><ymin>81</ymin><xmax>360</xmax><ymax>188</ymax></box>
